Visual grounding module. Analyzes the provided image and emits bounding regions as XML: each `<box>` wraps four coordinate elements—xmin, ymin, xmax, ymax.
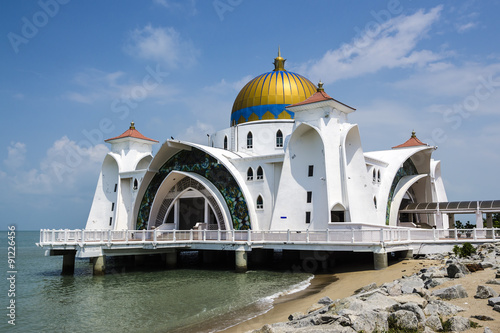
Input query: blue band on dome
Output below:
<box><xmin>230</xmin><ymin>104</ymin><xmax>295</xmax><ymax>124</ymax></box>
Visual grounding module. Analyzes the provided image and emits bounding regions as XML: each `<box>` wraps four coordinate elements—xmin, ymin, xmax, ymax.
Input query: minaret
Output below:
<box><xmin>85</xmin><ymin>123</ymin><xmax>158</xmax><ymax>230</ymax></box>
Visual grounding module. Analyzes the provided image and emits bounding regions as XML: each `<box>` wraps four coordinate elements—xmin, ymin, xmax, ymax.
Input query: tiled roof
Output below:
<box><xmin>392</xmin><ymin>131</ymin><xmax>427</xmax><ymax>149</ymax></box>
<box><xmin>287</xmin><ymin>82</ymin><xmax>355</xmax><ymax>110</ymax></box>
<box><xmin>105</xmin><ymin>122</ymin><xmax>159</xmax><ymax>143</ymax></box>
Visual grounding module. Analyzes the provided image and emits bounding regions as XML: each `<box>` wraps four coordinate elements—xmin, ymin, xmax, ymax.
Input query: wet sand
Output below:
<box><xmin>222</xmin><ymin>259</ymin><xmax>442</xmax><ymax>333</ymax></box>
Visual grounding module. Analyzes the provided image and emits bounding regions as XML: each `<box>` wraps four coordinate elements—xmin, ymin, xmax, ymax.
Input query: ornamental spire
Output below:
<box><xmin>273</xmin><ymin>46</ymin><xmax>286</xmax><ymax>71</ymax></box>
<box><xmin>130</xmin><ymin>121</ymin><xmax>135</xmax><ymax>130</ymax></box>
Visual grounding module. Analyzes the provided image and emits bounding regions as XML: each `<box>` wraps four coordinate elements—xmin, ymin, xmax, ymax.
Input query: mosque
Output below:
<box><xmin>84</xmin><ymin>51</ymin><xmax>451</xmax><ymax>235</ymax></box>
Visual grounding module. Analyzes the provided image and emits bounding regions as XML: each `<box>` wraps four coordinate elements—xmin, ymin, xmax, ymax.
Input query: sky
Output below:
<box><xmin>1</xmin><ymin>0</ymin><xmax>499</xmax><ymax>230</ymax></box>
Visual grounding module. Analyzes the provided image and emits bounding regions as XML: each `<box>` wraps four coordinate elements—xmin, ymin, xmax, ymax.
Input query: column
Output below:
<box><xmin>235</xmin><ymin>247</ymin><xmax>248</xmax><ymax>273</ymax></box>
<box><xmin>476</xmin><ymin>211</ymin><xmax>484</xmax><ymax>228</ymax></box>
<box><xmin>93</xmin><ymin>256</ymin><xmax>106</xmax><ymax>275</ymax></box>
<box><xmin>62</xmin><ymin>251</ymin><xmax>76</xmax><ymax>276</ymax></box>
<box><xmin>373</xmin><ymin>251</ymin><xmax>388</xmax><ymax>270</ymax></box>
<box><xmin>165</xmin><ymin>249</ymin><xmax>177</xmax><ymax>269</ymax></box>
<box><xmin>486</xmin><ymin>213</ymin><xmax>493</xmax><ymax>239</ymax></box>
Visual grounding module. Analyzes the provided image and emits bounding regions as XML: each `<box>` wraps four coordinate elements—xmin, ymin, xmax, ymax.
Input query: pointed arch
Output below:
<box><xmin>256</xmin><ymin>195</ymin><xmax>263</xmax><ymax>209</ymax></box>
<box><xmin>276</xmin><ymin>129</ymin><xmax>283</xmax><ymax>147</ymax></box>
<box><xmin>223</xmin><ymin>136</ymin><xmax>228</xmax><ymax>150</ymax></box>
<box><xmin>256</xmin><ymin>166</ymin><xmax>263</xmax><ymax>180</ymax></box>
<box><xmin>247</xmin><ymin>131</ymin><xmax>253</xmax><ymax>149</ymax></box>
<box><xmin>247</xmin><ymin>167</ymin><xmax>253</xmax><ymax>181</ymax></box>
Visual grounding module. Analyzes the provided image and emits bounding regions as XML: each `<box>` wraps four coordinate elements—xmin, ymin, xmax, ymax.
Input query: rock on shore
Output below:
<box><xmin>250</xmin><ymin>242</ymin><xmax>500</xmax><ymax>333</ymax></box>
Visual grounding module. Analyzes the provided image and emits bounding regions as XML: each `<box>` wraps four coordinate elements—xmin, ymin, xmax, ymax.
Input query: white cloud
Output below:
<box><xmin>456</xmin><ymin>22</ymin><xmax>476</xmax><ymax>33</ymax></box>
<box><xmin>393</xmin><ymin>63</ymin><xmax>500</xmax><ymax>102</ymax></box>
<box><xmin>64</xmin><ymin>67</ymin><xmax>181</xmax><ymax>105</ymax></box>
<box><xmin>299</xmin><ymin>6</ymin><xmax>444</xmax><ymax>84</ymax></box>
<box><xmin>202</xmin><ymin>75</ymin><xmax>253</xmax><ymax>95</ymax></box>
<box><xmin>4</xmin><ymin>142</ymin><xmax>26</xmax><ymax>169</ymax></box>
<box><xmin>125</xmin><ymin>25</ymin><xmax>199</xmax><ymax>69</ymax></box>
<box><xmin>4</xmin><ymin>137</ymin><xmax>108</xmax><ymax>195</ymax></box>
<box><xmin>178</xmin><ymin>121</ymin><xmax>215</xmax><ymax>144</ymax></box>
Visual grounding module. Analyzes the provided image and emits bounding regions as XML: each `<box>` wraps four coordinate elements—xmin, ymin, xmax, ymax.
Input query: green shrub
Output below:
<box><xmin>453</xmin><ymin>242</ymin><xmax>476</xmax><ymax>258</ymax></box>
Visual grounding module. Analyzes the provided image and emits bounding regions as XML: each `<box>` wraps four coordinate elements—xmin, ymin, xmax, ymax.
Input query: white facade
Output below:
<box><xmin>85</xmin><ymin>60</ymin><xmax>450</xmax><ymax>233</ymax></box>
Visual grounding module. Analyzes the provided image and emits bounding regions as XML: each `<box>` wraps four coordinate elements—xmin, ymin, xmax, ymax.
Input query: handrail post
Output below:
<box><xmin>64</xmin><ymin>229</ymin><xmax>68</xmax><ymax>243</ymax></box>
<box><xmin>218</xmin><ymin>229</ymin><xmax>221</xmax><ymax>241</ymax></box>
<box><xmin>173</xmin><ymin>229</ymin><xmax>176</xmax><ymax>242</ymax></box>
<box><xmin>203</xmin><ymin>229</ymin><xmax>206</xmax><ymax>241</ymax></box>
<box><xmin>81</xmin><ymin>230</ymin><xmax>85</xmax><ymax>247</ymax></box>
<box><xmin>473</xmin><ymin>228</ymin><xmax>477</xmax><ymax>240</ymax></box>
<box><xmin>326</xmin><ymin>229</ymin><xmax>329</xmax><ymax>243</ymax></box>
<box><xmin>154</xmin><ymin>229</ymin><xmax>157</xmax><ymax>243</ymax></box>
<box><xmin>190</xmin><ymin>229</ymin><xmax>193</xmax><ymax>241</ymax></box>
<box><xmin>306</xmin><ymin>229</ymin><xmax>309</xmax><ymax>243</ymax></box>
<box><xmin>142</xmin><ymin>230</ymin><xmax>146</xmax><ymax>242</ymax></box>
<box><xmin>380</xmin><ymin>228</ymin><xmax>384</xmax><ymax>243</ymax></box>
<box><xmin>287</xmin><ymin>229</ymin><xmax>290</xmax><ymax>242</ymax></box>
<box><xmin>454</xmin><ymin>228</ymin><xmax>458</xmax><ymax>241</ymax></box>
<box><xmin>433</xmin><ymin>228</ymin><xmax>437</xmax><ymax>241</ymax></box>
<box><xmin>247</xmin><ymin>229</ymin><xmax>251</xmax><ymax>242</ymax></box>
<box><xmin>493</xmin><ymin>228</ymin><xmax>496</xmax><ymax>241</ymax></box>
<box><xmin>108</xmin><ymin>230</ymin><xmax>112</xmax><ymax>246</ymax></box>
<box><xmin>351</xmin><ymin>229</ymin><xmax>355</xmax><ymax>243</ymax></box>
<box><xmin>125</xmin><ymin>230</ymin><xmax>129</xmax><ymax>243</ymax></box>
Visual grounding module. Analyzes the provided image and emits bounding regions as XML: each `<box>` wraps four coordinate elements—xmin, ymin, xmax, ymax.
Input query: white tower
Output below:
<box><xmin>85</xmin><ymin>122</ymin><xmax>158</xmax><ymax>230</ymax></box>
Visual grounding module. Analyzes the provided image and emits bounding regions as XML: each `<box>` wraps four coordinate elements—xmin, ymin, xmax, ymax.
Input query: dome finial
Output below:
<box><xmin>411</xmin><ymin>130</ymin><xmax>416</xmax><ymax>138</ymax></box>
<box><xmin>317</xmin><ymin>80</ymin><xmax>324</xmax><ymax>92</ymax></box>
<box><xmin>273</xmin><ymin>46</ymin><xmax>286</xmax><ymax>71</ymax></box>
<box><xmin>130</xmin><ymin>122</ymin><xmax>135</xmax><ymax>130</ymax></box>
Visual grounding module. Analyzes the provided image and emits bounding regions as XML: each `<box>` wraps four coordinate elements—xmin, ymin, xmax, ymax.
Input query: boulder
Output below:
<box><xmin>391</xmin><ymin>302</ymin><xmax>425</xmax><ymax>321</ymax></box>
<box><xmin>445</xmin><ymin>316</ymin><xmax>470</xmax><ymax>332</ymax></box>
<box><xmin>288</xmin><ymin>312</ymin><xmax>305</xmax><ymax>321</ymax></box>
<box><xmin>493</xmin><ymin>304</ymin><xmax>500</xmax><ymax>313</ymax></box>
<box><xmin>484</xmin><ymin>327</ymin><xmax>494</xmax><ymax>333</ymax></box>
<box><xmin>471</xmin><ymin>315</ymin><xmax>494</xmax><ymax>321</ymax></box>
<box><xmin>424</xmin><ymin>300</ymin><xmax>464</xmax><ymax>316</ymax></box>
<box><xmin>425</xmin><ymin>315</ymin><xmax>443</xmax><ymax>332</ymax></box>
<box><xmin>475</xmin><ymin>285</ymin><xmax>499</xmax><ymax>299</ymax></box>
<box><xmin>361</xmin><ymin>292</ymin><xmax>398</xmax><ymax>311</ymax></box>
<box><xmin>487</xmin><ymin>296</ymin><xmax>500</xmax><ymax>306</ymax></box>
<box><xmin>486</xmin><ymin>279</ymin><xmax>500</xmax><ymax>285</ymax></box>
<box><xmin>432</xmin><ymin>284</ymin><xmax>468</xmax><ymax>300</ymax></box>
<box><xmin>389</xmin><ymin>294</ymin><xmax>428</xmax><ymax>308</ymax></box>
<box><xmin>389</xmin><ymin>310</ymin><xmax>419</xmax><ymax>330</ymax></box>
<box><xmin>317</xmin><ymin>296</ymin><xmax>333</xmax><ymax>305</ymax></box>
<box><xmin>446</xmin><ymin>262</ymin><xmax>469</xmax><ymax>278</ymax></box>
<box><xmin>353</xmin><ymin>282</ymin><xmax>377</xmax><ymax>295</ymax></box>
<box><xmin>344</xmin><ymin>310</ymin><xmax>389</xmax><ymax>333</ymax></box>
<box><xmin>399</xmin><ymin>275</ymin><xmax>425</xmax><ymax>294</ymax></box>
<box><xmin>381</xmin><ymin>280</ymin><xmax>402</xmax><ymax>296</ymax></box>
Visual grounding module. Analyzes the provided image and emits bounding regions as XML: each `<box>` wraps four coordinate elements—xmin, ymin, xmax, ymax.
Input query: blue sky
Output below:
<box><xmin>1</xmin><ymin>0</ymin><xmax>499</xmax><ymax>230</ymax></box>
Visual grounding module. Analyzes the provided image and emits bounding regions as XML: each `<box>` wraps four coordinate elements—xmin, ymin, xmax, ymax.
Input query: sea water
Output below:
<box><xmin>0</xmin><ymin>231</ymin><xmax>312</xmax><ymax>333</ymax></box>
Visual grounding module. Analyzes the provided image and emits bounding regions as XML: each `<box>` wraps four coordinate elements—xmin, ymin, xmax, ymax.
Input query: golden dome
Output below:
<box><xmin>231</xmin><ymin>51</ymin><xmax>316</xmax><ymax>126</ymax></box>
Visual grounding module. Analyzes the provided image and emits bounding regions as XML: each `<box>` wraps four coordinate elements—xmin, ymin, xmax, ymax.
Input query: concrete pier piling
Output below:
<box><xmin>92</xmin><ymin>256</ymin><xmax>106</xmax><ymax>275</ymax></box>
<box><xmin>235</xmin><ymin>247</ymin><xmax>248</xmax><ymax>273</ymax></box>
<box><xmin>373</xmin><ymin>252</ymin><xmax>388</xmax><ymax>270</ymax></box>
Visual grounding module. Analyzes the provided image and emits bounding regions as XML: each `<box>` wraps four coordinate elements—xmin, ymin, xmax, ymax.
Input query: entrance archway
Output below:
<box><xmin>148</xmin><ymin>171</ymin><xmax>231</xmax><ymax>231</ymax></box>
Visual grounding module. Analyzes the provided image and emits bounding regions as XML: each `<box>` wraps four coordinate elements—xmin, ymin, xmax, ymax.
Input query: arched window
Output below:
<box><xmin>247</xmin><ymin>132</ymin><xmax>253</xmax><ymax>149</ymax></box>
<box><xmin>256</xmin><ymin>195</ymin><xmax>263</xmax><ymax>209</ymax></box>
<box><xmin>224</xmin><ymin>136</ymin><xmax>228</xmax><ymax>150</ymax></box>
<box><xmin>133</xmin><ymin>178</ymin><xmax>138</xmax><ymax>190</ymax></box>
<box><xmin>377</xmin><ymin>170</ymin><xmax>381</xmax><ymax>183</ymax></box>
<box><xmin>247</xmin><ymin>167</ymin><xmax>253</xmax><ymax>181</ymax></box>
<box><xmin>256</xmin><ymin>166</ymin><xmax>263</xmax><ymax>180</ymax></box>
<box><xmin>374</xmin><ymin>196</ymin><xmax>377</xmax><ymax>209</ymax></box>
<box><xmin>373</xmin><ymin>169</ymin><xmax>376</xmax><ymax>182</ymax></box>
<box><xmin>276</xmin><ymin>130</ymin><xmax>283</xmax><ymax>148</ymax></box>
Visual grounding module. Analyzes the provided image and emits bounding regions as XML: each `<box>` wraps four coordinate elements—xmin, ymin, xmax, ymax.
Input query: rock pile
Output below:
<box><xmin>251</xmin><ymin>242</ymin><xmax>500</xmax><ymax>333</ymax></box>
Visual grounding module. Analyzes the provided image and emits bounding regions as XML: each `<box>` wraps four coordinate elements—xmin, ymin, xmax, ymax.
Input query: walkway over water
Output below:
<box><xmin>38</xmin><ymin>226</ymin><xmax>500</xmax><ymax>274</ymax></box>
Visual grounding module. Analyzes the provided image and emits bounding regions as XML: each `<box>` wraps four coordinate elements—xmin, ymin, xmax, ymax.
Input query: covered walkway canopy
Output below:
<box><xmin>400</xmin><ymin>200</ymin><xmax>500</xmax><ymax>228</ymax></box>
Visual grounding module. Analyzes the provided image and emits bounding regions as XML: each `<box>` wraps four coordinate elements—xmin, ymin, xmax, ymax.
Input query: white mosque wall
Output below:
<box><xmin>342</xmin><ymin>125</ymin><xmax>378</xmax><ymax>223</ymax></box>
<box><xmin>271</xmin><ymin>123</ymin><xmax>329</xmax><ymax>230</ymax></box>
<box><xmin>85</xmin><ymin>155</ymin><xmax>119</xmax><ymax>230</ymax></box>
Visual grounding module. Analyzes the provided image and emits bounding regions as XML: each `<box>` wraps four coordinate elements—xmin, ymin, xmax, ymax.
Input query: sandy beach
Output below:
<box><xmin>222</xmin><ymin>259</ymin><xmax>500</xmax><ymax>333</ymax></box>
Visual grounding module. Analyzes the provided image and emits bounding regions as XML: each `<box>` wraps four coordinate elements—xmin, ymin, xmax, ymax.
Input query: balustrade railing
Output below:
<box><xmin>38</xmin><ymin>227</ymin><xmax>499</xmax><ymax>247</ymax></box>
